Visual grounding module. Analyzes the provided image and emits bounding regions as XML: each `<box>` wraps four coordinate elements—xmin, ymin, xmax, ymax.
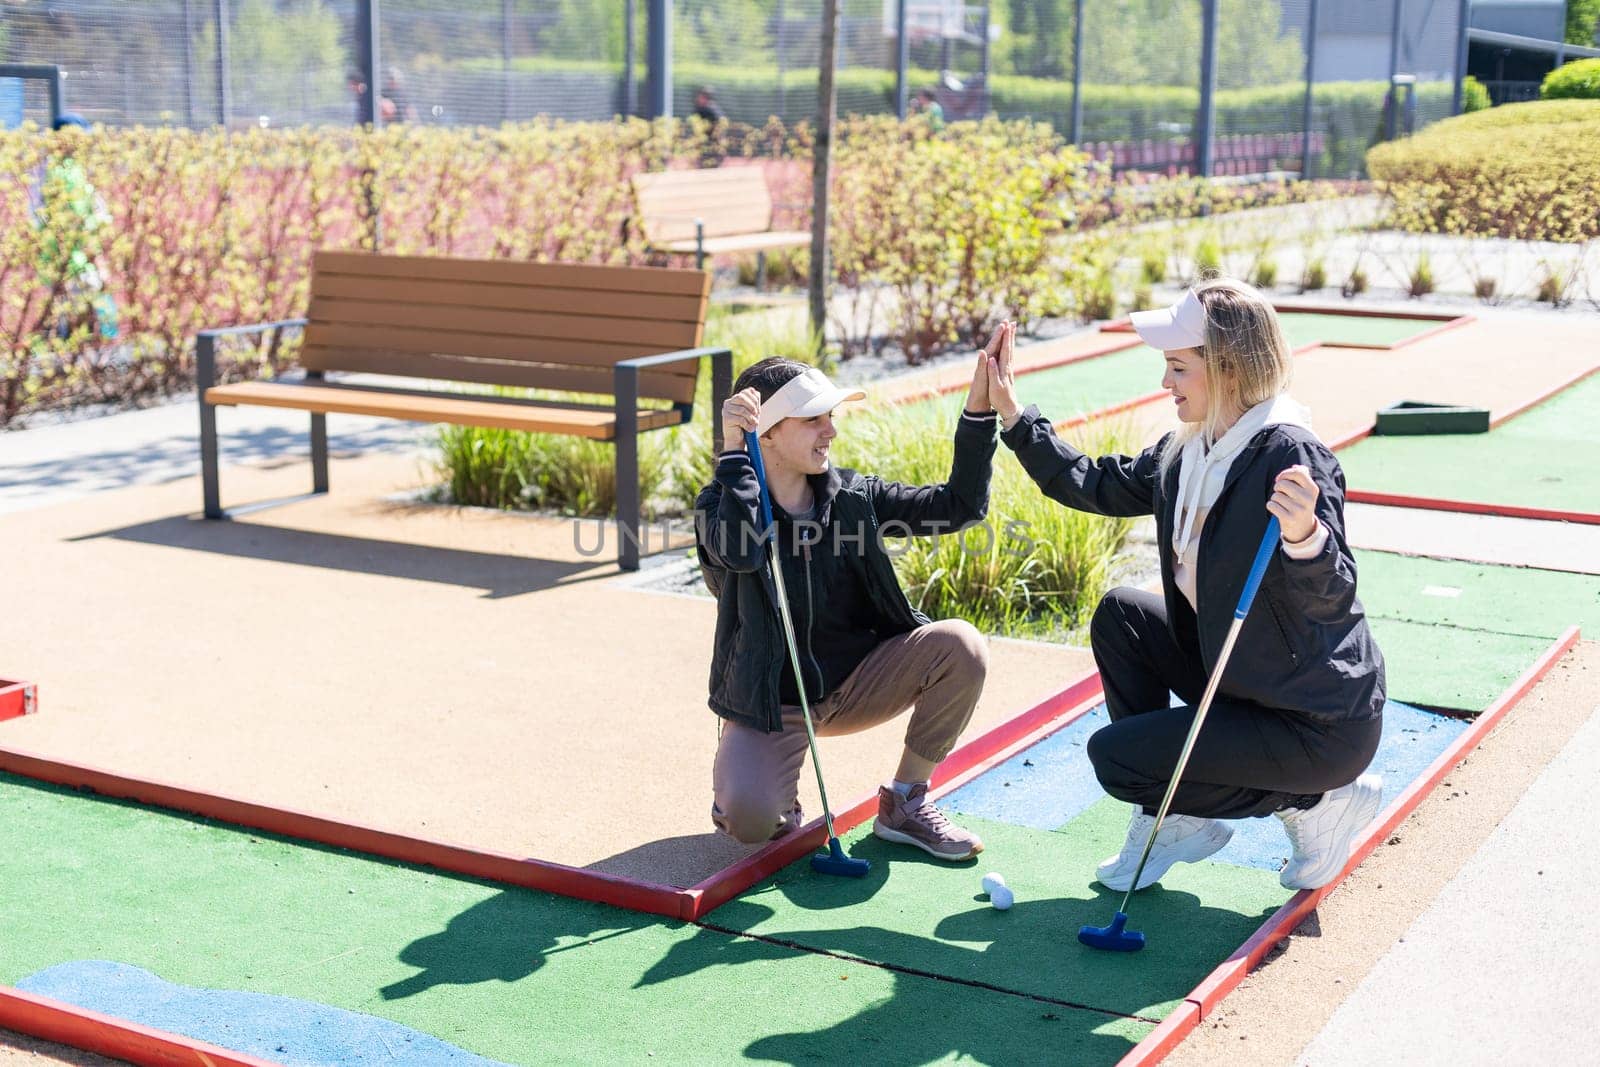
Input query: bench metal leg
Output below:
<box><xmin>756</xmin><ymin>251</ymin><xmax>767</xmax><ymax>291</ymax></box>
<box><xmin>197</xmin><ymin>332</ymin><xmax>224</xmax><ymax>519</ymax></box>
<box><xmin>615</xmin><ymin>366</ymin><xmax>642</xmax><ymax>571</ymax></box>
<box><xmin>310</xmin><ymin>412</ymin><xmax>329</xmax><ymax>494</ymax></box>
<box><xmin>306</xmin><ymin>372</ymin><xmax>329</xmax><ymax>494</ymax></box>
<box><xmin>694</xmin><ymin>220</ymin><xmax>706</xmax><ymax>272</ymax></box>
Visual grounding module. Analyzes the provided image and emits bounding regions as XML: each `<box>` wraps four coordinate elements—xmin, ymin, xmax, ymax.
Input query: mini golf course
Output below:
<box><xmin>5</xmin><ymin>540</ymin><xmax>1589</xmax><ymax>1064</ymax></box>
<box><xmin>1340</xmin><ymin>369</ymin><xmax>1600</xmax><ymax>524</ymax></box>
<box><xmin>5</xmin><ymin>303</ymin><xmax>1592</xmax><ymax>1064</ymax></box>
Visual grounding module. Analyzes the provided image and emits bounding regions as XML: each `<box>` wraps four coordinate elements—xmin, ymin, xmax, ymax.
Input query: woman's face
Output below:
<box><xmin>1160</xmin><ymin>347</ymin><xmax>1209</xmax><ymax>424</ymax></box>
<box><xmin>762</xmin><ymin>411</ymin><xmax>839</xmax><ymax>476</ymax></box>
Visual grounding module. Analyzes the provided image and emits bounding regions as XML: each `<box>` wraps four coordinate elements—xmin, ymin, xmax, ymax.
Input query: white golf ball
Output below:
<box><xmin>981</xmin><ymin>872</ymin><xmax>1007</xmax><ymax>895</ymax></box>
<box><xmin>989</xmin><ymin>884</ymin><xmax>1015</xmax><ymax>911</ymax></box>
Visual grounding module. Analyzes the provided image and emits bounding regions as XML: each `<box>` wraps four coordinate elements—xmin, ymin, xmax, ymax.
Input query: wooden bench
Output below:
<box><xmin>631</xmin><ymin>166</ymin><xmax>810</xmax><ymax>280</ymax></box>
<box><xmin>197</xmin><ymin>250</ymin><xmax>730</xmax><ymax>570</ymax></box>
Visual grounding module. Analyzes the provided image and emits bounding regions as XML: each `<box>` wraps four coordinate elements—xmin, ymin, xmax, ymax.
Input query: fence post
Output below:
<box><xmin>1451</xmin><ymin>0</ymin><xmax>1470</xmax><ymax>114</ymax></box>
<box><xmin>809</xmin><ymin>0</ymin><xmax>841</xmax><ymax>353</ymax></box>
<box><xmin>894</xmin><ymin>0</ymin><xmax>908</xmax><ymax>120</ymax></box>
<box><xmin>646</xmin><ymin>0</ymin><xmax>672</xmax><ymax>118</ymax></box>
<box><xmin>502</xmin><ymin>0</ymin><xmax>513</xmax><ymax>122</ymax></box>
<box><xmin>1070</xmin><ymin>0</ymin><xmax>1084</xmax><ymax>144</ymax></box>
<box><xmin>1196</xmin><ymin>0</ymin><xmax>1218</xmax><ymax>178</ymax></box>
<box><xmin>182</xmin><ymin>0</ymin><xmax>197</xmax><ymax>126</ymax></box>
<box><xmin>979</xmin><ymin>3</ymin><xmax>991</xmax><ymax>116</ymax></box>
<box><xmin>215</xmin><ymin>0</ymin><xmax>231</xmax><ymax>126</ymax></box>
<box><xmin>357</xmin><ymin>0</ymin><xmax>381</xmax><ymax>128</ymax></box>
<box><xmin>1301</xmin><ymin>0</ymin><xmax>1319</xmax><ymax>179</ymax></box>
<box><xmin>624</xmin><ymin>0</ymin><xmax>638</xmax><ymax>117</ymax></box>
<box><xmin>778</xmin><ymin>0</ymin><xmax>788</xmax><ymax>119</ymax></box>
<box><xmin>1386</xmin><ymin>0</ymin><xmax>1402</xmax><ymax>141</ymax></box>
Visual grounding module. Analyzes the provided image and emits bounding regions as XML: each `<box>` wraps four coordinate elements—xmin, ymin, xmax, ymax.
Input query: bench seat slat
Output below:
<box><xmin>313</xmin><ymin>250</ymin><xmax>711</xmax><ymax>298</ymax></box>
<box><xmin>301</xmin><ymin>323</ymin><xmax>699</xmax><ymax>374</ymax></box>
<box><xmin>658</xmin><ymin>231</ymin><xmax>811</xmax><ymax>255</ymax></box>
<box><xmin>298</xmin><ymin>346</ymin><xmax>699</xmax><ymax>404</ymax></box>
<box><xmin>312</xmin><ymin>275</ymin><xmax>706</xmax><ymax>323</ymax></box>
<box><xmin>205</xmin><ymin>381</ymin><xmax>685</xmax><ymax>440</ymax></box>
<box><xmin>633</xmin><ymin>167</ymin><xmax>779</xmax><ymax>244</ymax></box>
<box><xmin>309</xmin><ymin>297</ymin><xmax>704</xmax><ymax>349</ymax></box>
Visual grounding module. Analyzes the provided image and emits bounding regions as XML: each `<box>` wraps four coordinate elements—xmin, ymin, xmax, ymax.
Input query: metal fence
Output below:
<box><xmin>1</xmin><ymin>0</ymin><xmax>1467</xmax><ymax>176</ymax></box>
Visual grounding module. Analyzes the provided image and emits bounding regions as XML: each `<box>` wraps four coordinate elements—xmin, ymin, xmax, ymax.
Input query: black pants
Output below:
<box><xmin>1087</xmin><ymin>587</ymin><xmax>1382</xmax><ymax>820</ymax></box>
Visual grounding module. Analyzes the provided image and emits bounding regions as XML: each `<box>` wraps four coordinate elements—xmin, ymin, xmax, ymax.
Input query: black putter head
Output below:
<box><xmin>810</xmin><ymin>837</ymin><xmax>871</xmax><ymax>878</ymax></box>
<box><xmin>1078</xmin><ymin>911</ymin><xmax>1146</xmax><ymax>952</ymax></box>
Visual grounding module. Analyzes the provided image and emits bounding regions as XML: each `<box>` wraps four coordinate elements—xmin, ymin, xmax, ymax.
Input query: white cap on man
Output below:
<box><xmin>756</xmin><ymin>368</ymin><xmax>866</xmax><ymax>434</ymax></box>
<box><xmin>1129</xmin><ymin>288</ymin><xmax>1208</xmax><ymax>351</ymax></box>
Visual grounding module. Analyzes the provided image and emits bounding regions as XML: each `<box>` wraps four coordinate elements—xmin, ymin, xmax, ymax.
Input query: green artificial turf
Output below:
<box><xmin>704</xmin><ymin>801</ymin><xmax>1289</xmax><ymax>1022</ymax></box>
<box><xmin>0</xmin><ymin>773</ymin><xmax>1151</xmax><ymax>1065</ymax></box>
<box><xmin>1354</xmin><ymin>550</ymin><xmax>1596</xmax><ymax>712</ymax></box>
<box><xmin>1356</xmin><ymin>551</ymin><xmax>1600</xmax><ymax>640</ymax></box>
<box><xmin>1276</xmin><ymin>312</ymin><xmax>1445</xmax><ymax>350</ymax></box>
<box><xmin>1339</xmin><ymin>370</ymin><xmax>1600</xmax><ymax>513</ymax></box>
<box><xmin>1365</xmin><ymin>618</ymin><xmax>1553</xmax><ymax>713</ymax></box>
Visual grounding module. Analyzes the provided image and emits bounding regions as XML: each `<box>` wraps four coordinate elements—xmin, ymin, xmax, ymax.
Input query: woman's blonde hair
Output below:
<box><xmin>1156</xmin><ymin>277</ymin><xmax>1293</xmax><ymax>482</ymax></box>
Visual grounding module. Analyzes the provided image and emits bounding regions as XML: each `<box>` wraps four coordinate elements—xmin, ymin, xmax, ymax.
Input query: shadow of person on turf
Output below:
<box><xmin>381</xmin><ymin>889</ymin><xmax>656</xmax><ymax>1000</ymax></box>
<box><xmin>653</xmin><ymin>876</ymin><xmax>1276</xmax><ymax>1063</ymax></box>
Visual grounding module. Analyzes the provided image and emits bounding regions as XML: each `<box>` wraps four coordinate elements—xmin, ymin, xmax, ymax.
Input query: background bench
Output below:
<box><xmin>198</xmin><ymin>251</ymin><xmax>730</xmax><ymax>570</ymax></box>
<box><xmin>631</xmin><ymin>166</ymin><xmax>809</xmax><ymax>281</ymax></box>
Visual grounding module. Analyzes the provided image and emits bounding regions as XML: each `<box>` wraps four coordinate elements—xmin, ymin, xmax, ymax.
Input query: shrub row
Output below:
<box><xmin>1367</xmin><ymin>100</ymin><xmax>1600</xmax><ymax>242</ymax></box>
<box><xmin>1543</xmin><ymin>58</ymin><xmax>1600</xmax><ymax>100</ymax></box>
<box><xmin>0</xmin><ymin>113</ymin><xmax>1351</xmax><ymax>426</ymax></box>
<box><xmin>0</xmin><ymin>119</ymin><xmax>731</xmax><ymax>424</ymax></box>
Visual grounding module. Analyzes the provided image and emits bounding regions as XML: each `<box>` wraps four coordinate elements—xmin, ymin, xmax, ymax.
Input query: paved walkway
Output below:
<box><xmin>1347</xmin><ymin>502</ymin><xmax>1600</xmax><ymax>576</ymax></box>
<box><xmin>0</xmin><ymin>390</ymin><xmax>428</xmax><ymax>516</ymax></box>
<box><xmin>1300</xmin><ymin>698</ymin><xmax>1600</xmax><ymax>1065</ymax></box>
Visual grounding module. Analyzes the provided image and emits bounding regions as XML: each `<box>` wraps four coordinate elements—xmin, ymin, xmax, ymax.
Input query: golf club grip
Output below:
<box><xmin>1235</xmin><ymin>516</ymin><xmax>1282</xmax><ymax>620</ymax></box>
<box><xmin>743</xmin><ymin>430</ymin><xmax>775</xmax><ymax>530</ymax></box>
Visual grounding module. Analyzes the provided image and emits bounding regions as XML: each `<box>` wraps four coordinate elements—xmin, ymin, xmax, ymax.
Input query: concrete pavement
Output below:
<box><xmin>1300</xmin><ymin>698</ymin><xmax>1600</xmax><ymax>1065</ymax></box>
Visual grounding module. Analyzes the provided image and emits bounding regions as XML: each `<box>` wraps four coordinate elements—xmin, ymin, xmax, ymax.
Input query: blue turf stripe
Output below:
<box><xmin>17</xmin><ymin>961</ymin><xmax>510</xmax><ymax>1067</ymax></box>
<box><xmin>942</xmin><ymin>701</ymin><xmax>1468</xmax><ymax>873</ymax></box>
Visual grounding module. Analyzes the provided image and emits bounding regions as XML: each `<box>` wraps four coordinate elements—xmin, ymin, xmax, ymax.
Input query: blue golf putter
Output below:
<box><xmin>744</xmin><ymin>430</ymin><xmax>870</xmax><ymax>878</ymax></box>
<box><xmin>1079</xmin><ymin>516</ymin><xmax>1282</xmax><ymax>951</ymax></box>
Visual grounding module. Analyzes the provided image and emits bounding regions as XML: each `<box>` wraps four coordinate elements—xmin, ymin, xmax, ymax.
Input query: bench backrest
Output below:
<box><xmin>303</xmin><ymin>251</ymin><xmax>711</xmax><ymax>405</ymax></box>
<box><xmin>632</xmin><ymin>167</ymin><xmax>775</xmax><ymax>244</ymax></box>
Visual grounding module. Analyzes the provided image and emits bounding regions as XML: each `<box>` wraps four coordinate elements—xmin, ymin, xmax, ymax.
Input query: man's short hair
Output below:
<box><xmin>733</xmin><ymin>357</ymin><xmax>809</xmax><ymax>403</ymax></box>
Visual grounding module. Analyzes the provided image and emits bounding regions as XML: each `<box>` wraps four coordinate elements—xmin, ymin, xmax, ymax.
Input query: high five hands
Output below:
<box><xmin>964</xmin><ymin>321</ymin><xmax>1021</xmax><ymax>426</ymax></box>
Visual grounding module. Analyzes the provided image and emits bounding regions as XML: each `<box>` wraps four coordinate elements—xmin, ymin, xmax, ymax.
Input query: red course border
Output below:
<box><xmin>0</xmin><ymin>678</ymin><xmax>37</xmax><ymax>724</ymax></box>
<box><xmin>0</xmin><ymin>985</ymin><xmax>281</xmax><ymax>1067</ymax></box>
<box><xmin>0</xmin><ymin>670</ymin><xmax>1107</xmax><ymax>924</ymax></box>
<box><xmin>1117</xmin><ymin>625</ymin><xmax>1582</xmax><ymax>1067</ymax></box>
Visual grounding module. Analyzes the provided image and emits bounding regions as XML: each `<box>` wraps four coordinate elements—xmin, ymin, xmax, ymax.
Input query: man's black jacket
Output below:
<box><xmin>696</xmin><ymin>413</ymin><xmax>998</xmax><ymax>733</ymax></box>
<box><xmin>1002</xmin><ymin>404</ymin><xmax>1385</xmax><ymax>724</ymax></box>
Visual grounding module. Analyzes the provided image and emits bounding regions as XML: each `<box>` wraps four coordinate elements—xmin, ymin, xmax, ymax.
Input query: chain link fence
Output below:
<box><xmin>1</xmin><ymin>0</ymin><xmax>1465</xmax><ymax>175</ymax></box>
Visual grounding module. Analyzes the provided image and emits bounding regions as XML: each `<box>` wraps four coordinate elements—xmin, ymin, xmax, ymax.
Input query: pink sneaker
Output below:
<box><xmin>872</xmin><ymin>784</ymin><xmax>984</xmax><ymax>861</ymax></box>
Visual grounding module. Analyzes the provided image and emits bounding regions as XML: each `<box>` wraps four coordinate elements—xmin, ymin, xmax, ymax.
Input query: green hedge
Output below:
<box><xmin>1543</xmin><ymin>58</ymin><xmax>1600</xmax><ymax>100</ymax></box>
<box><xmin>1367</xmin><ymin>100</ymin><xmax>1600</xmax><ymax>241</ymax></box>
<box><xmin>482</xmin><ymin>57</ymin><xmax>1483</xmax><ymax>179</ymax></box>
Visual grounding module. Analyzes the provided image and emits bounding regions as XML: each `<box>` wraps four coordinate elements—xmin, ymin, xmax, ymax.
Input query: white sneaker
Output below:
<box><xmin>1095</xmin><ymin>809</ymin><xmax>1234</xmax><ymax>892</ymax></box>
<box><xmin>1276</xmin><ymin>774</ymin><xmax>1383</xmax><ymax>890</ymax></box>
